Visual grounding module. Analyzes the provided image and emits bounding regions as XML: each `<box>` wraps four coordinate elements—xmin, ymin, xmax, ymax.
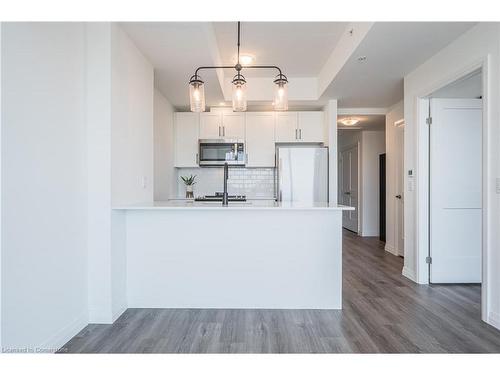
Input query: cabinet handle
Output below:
<box><xmin>218</xmin><ymin>126</ymin><xmax>221</xmax><ymax>137</ymax></box>
<box><xmin>299</xmin><ymin>129</ymin><xmax>302</xmax><ymax>140</ymax></box>
<box><xmin>295</xmin><ymin>128</ymin><xmax>298</xmax><ymax>140</ymax></box>
<box><xmin>196</xmin><ymin>153</ymin><xmax>199</xmax><ymax>165</ymax></box>
<box><xmin>223</xmin><ymin>126</ymin><xmax>225</xmax><ymax>137</ymax></box>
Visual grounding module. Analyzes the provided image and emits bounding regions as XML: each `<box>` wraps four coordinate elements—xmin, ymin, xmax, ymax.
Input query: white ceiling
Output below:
<box><xmin>120</xmin><ymin>22</ymin><xmax>477</xmax><ymax>111</ymax></box>
<box><xmin>322</xmin><ymin>22</ymin><xmax>477</xmax><ymax>107</ymax></box>
<box><xmin>338</xmin><ymin>114</ymin><xmax>385</xmax><ymax>131</ymax></box>
<box><xmin>120</xmin><ymin>22</ymin><xmax>225</xmax><ymax>108</ymax></box>
<box><xmin>213</xmin><ymin>22</ymin><xmax>348</xmax><ymax>77</ymax></box>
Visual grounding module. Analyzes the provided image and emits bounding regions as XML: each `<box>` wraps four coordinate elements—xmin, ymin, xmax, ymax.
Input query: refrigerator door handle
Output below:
<box><xmin>277</xmin><ymin>156</ymin><xmax>283</xmax><ymax>201</ymax></box>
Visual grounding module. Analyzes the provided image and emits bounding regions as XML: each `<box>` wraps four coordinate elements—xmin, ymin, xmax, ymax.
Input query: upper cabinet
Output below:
<box><xmin>275</xmin><ymin>112</ymin><xmax>298</xmax><ymax>142</ymax></box>
<box><xmin>174</xmin><ymin>110</ymin><xmax>324</xmax><ymax>169</ymax></box>
<box><xmin>174</xmin><ymin>113</ymin><xmax>199</xmax><ymax>167</ymax></box>
<box><xmin>199</xmin><ymin>113</ymin><xmax>221</xmax><ymax>139</ymax></box>
<box><xmin>199</xmin><ymin>112</ymin><xmax>245</xmax><ymax>140</ymax></box>
<box><xmin>275</xmin><ymin>111</ymin><xmax>324</xmax><ymax>143</ymax></box>
<box><xmin>298</xmin><ymin>112</ymin><xmax>324</xmax><ymax>143</ymax></box>
<box><xmin>222</xmin><ymin>113</ymin><xmax>245</xmax><ymax>140</ymax></box>
<box><xmin>246</xmin><ymin>113</ymin><xmax>275</xmax><ymax>167</ymax></box>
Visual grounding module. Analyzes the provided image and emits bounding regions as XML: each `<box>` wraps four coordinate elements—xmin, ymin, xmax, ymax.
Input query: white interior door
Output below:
<box><xmin>430</xmin><ymin>98</ymin><xmax>482</xmax><ymax>283</ymax></box>
<box><xmin>395</xmin><ymin>124</ymin><xmax>405</xmax><ymax>256</ymax></box>
<box><xmin>340</xmin><ymin>146</ymin><xmax>359</xmax><ymax>232</ymax></box>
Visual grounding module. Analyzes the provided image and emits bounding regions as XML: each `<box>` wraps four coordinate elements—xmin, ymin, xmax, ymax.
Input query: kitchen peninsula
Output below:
<box><xmin>114</xmin><ymin>201</ymin><xmax>353</xmax><ymax>310</ymax></box>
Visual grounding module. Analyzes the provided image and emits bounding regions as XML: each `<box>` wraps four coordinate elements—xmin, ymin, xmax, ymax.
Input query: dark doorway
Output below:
<box><xmin>379</xmin><ymin>154</ymin><xmax>386</xmax><ymax>242</ymax></box>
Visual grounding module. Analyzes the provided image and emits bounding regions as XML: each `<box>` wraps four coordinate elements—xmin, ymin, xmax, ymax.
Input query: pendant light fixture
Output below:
<box><xmin>189</xmin><ymin>22</ymin><xmax>288</xmax><ymax>112</ymax></box>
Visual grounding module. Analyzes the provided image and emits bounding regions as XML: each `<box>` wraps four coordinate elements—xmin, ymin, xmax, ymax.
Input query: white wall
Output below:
<box><xmin>324</xmin><ymin>100</ymin><xmax>338</xmax><ymax>203</ymax></box>
<box><xmin>111</xmin><ymin>25</ymin><xmax>154</xmax><ymax>206</ymax></box>
<box><xmin>153</xmin><ymin>89</ymin><xmax>175</xmax><ymax>200</ymax></box>
<box><xmin>431</xmin><ymin>70</ymin><xmax>482</xmax><ymax>98</ymax></box>
<box><xmin>0</xmin><ymin>21</ymin><xmax>4</xmax><ymax>349</ymax></box>
<box><xmin>404</xmin><ymin>23</ymin><xmax>500</xmax><ymax>329</ymax></box>
<box><xmin>385</xmin><ymin>101</ymin><xmax>404</xmax><ymax>254</ymax></box>
<box><xmin>338</xmin><ymin>129</ymin><xmax>385</xmax><ymax>236</ymax></box>
<box><xmin>360</xmin><ymin>131</ymin><xmax>386</xmax><ymax>236</ymax></box>
<box><xmin>87</xmin><ymin>23</ymin><xmax>155</xmax><ymax>324</ymax></box>
<box><xmin>1</xmin><ymin>23</ymin><xmax>88</xmax><ymax>349</ymax></box>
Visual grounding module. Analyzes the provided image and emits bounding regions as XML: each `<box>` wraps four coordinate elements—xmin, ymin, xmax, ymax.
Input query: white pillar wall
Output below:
<box><xmin>86</xmin><ymin>22</ymin><xmax>154</xmax><ymax>324</ymax></box>
<box><xmin>86</xmin><ymin>22</ymin><xmax>115</xmax><ymax>323</ymax></box>
<box><xmin>325</xmin><ymin>100</ymin><xmax>338</xmax><ymax>203</ymax></box>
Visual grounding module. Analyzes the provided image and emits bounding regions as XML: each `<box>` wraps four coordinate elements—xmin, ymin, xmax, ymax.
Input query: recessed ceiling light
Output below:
<box><xmin>339</xmin><ymin>117</ymin><xmax>360</xmax><ymax>126</ymax></box>
<box><xmin>357</xmin><ymin>56</ymin><xmax>367</xmax><ymax>62</ymax></box>
<box><xmin>240</xmin><ymin>54</ymin><xmax>254</xmax><ymax>65</ymax></box>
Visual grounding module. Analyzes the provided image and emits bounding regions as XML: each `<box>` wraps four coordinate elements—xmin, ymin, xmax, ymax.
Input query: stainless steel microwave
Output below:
<box><xmin>198</xmin><ymin>139</ymin><xmax>246</xmax><ymax>167</ymax></box>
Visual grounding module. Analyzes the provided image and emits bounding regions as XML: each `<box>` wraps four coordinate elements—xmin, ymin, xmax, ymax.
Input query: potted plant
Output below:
<box><xmin>181</xmin><ymin>175</ymin><xmax>197</xmax><ymax>199</ymax></box>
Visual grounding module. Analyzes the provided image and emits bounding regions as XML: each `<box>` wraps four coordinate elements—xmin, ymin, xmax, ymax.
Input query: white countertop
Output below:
<box><xmin>113</xmin><ymin>200</ymin><xmax>354</xmax><ymax>210</ymax></box>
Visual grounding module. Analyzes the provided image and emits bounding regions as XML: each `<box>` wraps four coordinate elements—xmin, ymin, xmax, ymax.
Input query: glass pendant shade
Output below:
<box><xmin>189</xmin><ymin>79</ymin><xmax>205</xmax><ymax>112</ymax></box>
<box><xmin>232</xmin><ymin>78</ymin><xmax>247</xmax><ymax>112</ymax></box>
<box><xmin>274</xmin><ymin>80</ymin><xmax>288</xmax><ymax>111</ymax></box>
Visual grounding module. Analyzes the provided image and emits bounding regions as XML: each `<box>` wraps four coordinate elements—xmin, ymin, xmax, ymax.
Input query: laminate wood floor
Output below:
<box><xmin>60</xmin><ymin>230</ymin><xmax>500</xmax><ymax>353</ymax></box>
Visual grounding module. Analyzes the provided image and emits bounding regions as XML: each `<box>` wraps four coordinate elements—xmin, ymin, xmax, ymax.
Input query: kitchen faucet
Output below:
<box><xmin>222</xmin><ymin>162</ymin><xmax>229</xmax><ymax>206</ymax></box>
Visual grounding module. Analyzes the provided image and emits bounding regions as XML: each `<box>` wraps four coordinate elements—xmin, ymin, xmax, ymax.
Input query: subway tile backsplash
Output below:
<box><xmin>176</xmin><ymin>168</ymin><xmax>275</xmax><ymax>199</ymax></box>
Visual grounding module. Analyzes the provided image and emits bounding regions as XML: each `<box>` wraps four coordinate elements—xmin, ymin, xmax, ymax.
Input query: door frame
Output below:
<box><xmin>394</xmin><ymin>119</ymin><xmax>405</xmax><ymax>256</ymax></box>
<box><xmin>414</xmin><ymin>59</ymin><xmax>489</xmax><ymax>322</ymax></box>
<box><xmin>339</xmin><ymin>141</ymin><xmax>361</xmax><ymax>234</ymax></box>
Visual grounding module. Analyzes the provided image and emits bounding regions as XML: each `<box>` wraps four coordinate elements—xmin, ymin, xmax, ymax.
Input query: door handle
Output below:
<box><xmin>396</xmin><ymin>194</ymin><xmax>402</xmax><ymax>199</ymax></box>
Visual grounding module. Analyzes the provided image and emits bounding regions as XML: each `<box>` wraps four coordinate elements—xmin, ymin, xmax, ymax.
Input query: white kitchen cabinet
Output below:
<box><xmin>174</xmin><ymin>112</ymin><xmax>199</xmax><ymax>167</ymax></box>
<box><xmin>245</xmin><ymin>113</ymin><xmax>276</xmax><ymax>167</ymax></box>
<box><xmin>199</xmin><ymin>113</ymin><xmax>221</xmax><ymax>139</ymax></box>
<box><xmin>222</xmin><ymin>112</ymin><xmax>245</xmax><ymax>140</ymax></box>
<box><xmin>276</xmin><ymin>111</ymin><xmax>324</xmax><ymax>143</ymax></box>
<box><xmin>275</xmin><ymin>112</ymin><xmax>298</xmax><ymax>142</ymax></box>
<box><xmin>200</xmin><ymin>112</ymin><xmax>245</xmax><ymax>140</ymax></box>
<box><xmin>298</xmin><ymin>111</ymin><xmax>324</xmax><ymax>142</ymax></box>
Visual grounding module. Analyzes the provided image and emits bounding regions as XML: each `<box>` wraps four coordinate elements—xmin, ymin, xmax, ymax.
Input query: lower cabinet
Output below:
<box><xmin>245</xmin><ymin>113</ymin><xmax>276</xmax><ymax>167</ymax></box>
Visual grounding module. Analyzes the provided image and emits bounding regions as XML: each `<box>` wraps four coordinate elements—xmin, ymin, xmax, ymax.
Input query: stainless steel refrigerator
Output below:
<box><xmin>276</xmin><ymin>146</ymin><xmax>329</xmax><ymax>203</ymax></box>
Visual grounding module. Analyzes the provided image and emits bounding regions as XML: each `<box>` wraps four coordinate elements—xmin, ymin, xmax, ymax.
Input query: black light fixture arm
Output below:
<box><xmin>189</xmin><ymin>21</ymin><xmax>287</xmax><ymax>87</ymax></box>
<box><xmin>194</xmin><ymin>65</ymin><xmax>283</xmax><ymax>77</ymax></box>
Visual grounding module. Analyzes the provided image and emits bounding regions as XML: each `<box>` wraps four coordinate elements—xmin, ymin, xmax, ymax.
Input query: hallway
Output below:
<box><xmin>60</xmin><ymin>230</ymin><xmax>500</xmax><ymax>353</ymax></box>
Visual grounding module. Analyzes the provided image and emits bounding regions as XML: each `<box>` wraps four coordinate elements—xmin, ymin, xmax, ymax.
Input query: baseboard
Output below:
<box><xmin>112</xmin><ymin>304</ymin><xmax>127</xmax><ymax>322</ymax></box>
<box><xmin>384</xmin><ymin>243</ymin><xmax>398</xmax><ymax>256</ymax></box>
<box><xmin>488</xmin><ymin>311</ymin><xmax>500</xmax><ymax>331</ymax></box>
<box><xmin>89</xmin><ymin>305</ymin><xmax>127</xmax><ymax>324</ymax></box>
<box><xmin>88</xmin><ymin>307</ymin><xmax>114</xmax><ymax>324</ymax></box>
<box><xmin>402</xmin><ymin>266</ymin><xmax>417</xmax><ymax>282</ymax></box>
<box><xmin>39</xmin><ymin>311</ymin><xmax>88</xmax><ymax>353</ymax></box>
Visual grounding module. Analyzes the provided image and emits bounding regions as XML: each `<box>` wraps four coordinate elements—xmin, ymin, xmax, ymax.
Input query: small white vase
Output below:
<box><xmin>185</xmin><ymin>185</ymin><xmax>194</xmax><ymax>199</ymax></box>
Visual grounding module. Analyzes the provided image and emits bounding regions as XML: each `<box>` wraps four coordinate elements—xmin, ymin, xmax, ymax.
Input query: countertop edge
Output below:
<box><xmin>112</xmin><ymin>203</ymin><xmax>355</xmax><ymax>211</ymax></box>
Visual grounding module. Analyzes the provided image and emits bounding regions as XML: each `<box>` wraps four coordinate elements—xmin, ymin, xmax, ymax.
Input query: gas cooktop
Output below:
<box><xmin>195</xmin><ymin>192</ymin><xmax>247</xmax><ymax>202</ymax></box>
